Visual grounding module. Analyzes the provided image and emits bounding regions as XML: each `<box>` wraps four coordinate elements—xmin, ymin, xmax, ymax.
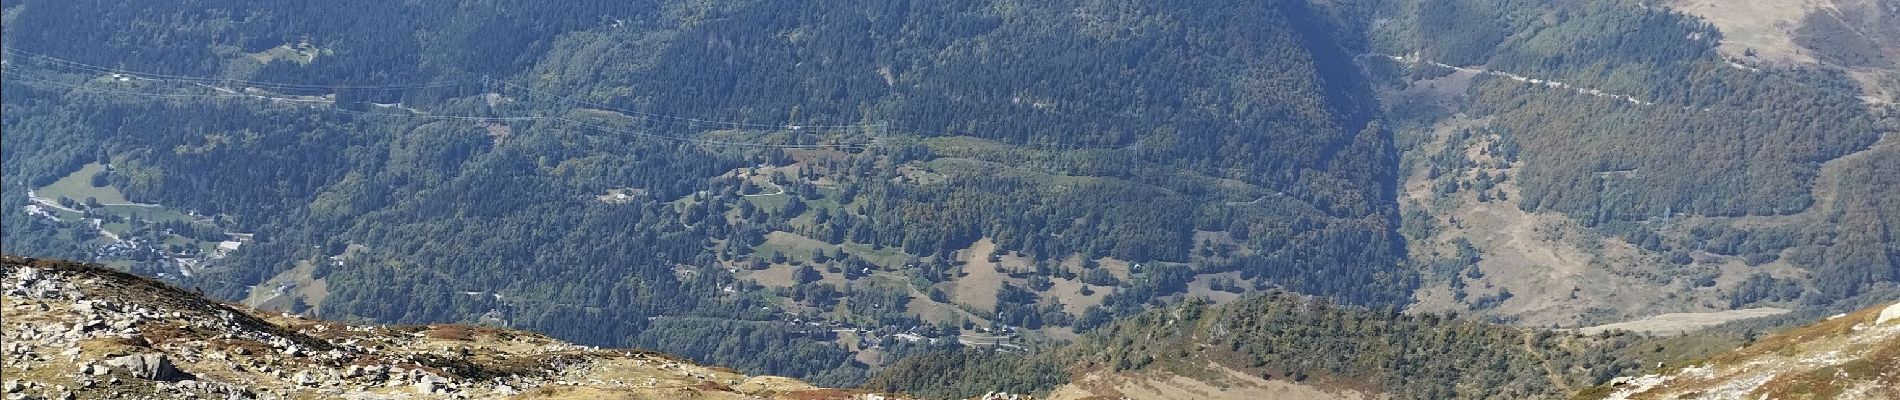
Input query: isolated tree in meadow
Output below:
<box><xmin>795</xmin><ymin>264</ymin><xmax>823</xmax><ymax>285</ymax></box>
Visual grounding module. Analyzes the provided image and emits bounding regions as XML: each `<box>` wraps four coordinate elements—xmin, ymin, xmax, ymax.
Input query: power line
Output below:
<box><xmin>500</xmin><ymin>82</ymin><xmax>884</xmax><ymax>130</ymax></box>
<box><xmin>4</xmin><ymin>67</ymin><xmax>878</xmax><ymax>150</ymax></box>
<box><xmin>1</xmin><ymin>46</ymin><xmax>470</xmax><ymax>91</ymax></box>
<box><xmin>6</xmin><ymin>67</ymin><xmax>1265</xmax><ymax>195</ymax></box>
<box><xmin>2</xmin><ymin>47</ymin><xmax>1137</xmax><ymax>152</ymax></box>
<box><xmin>330</xmin><ymin>107</ymin><xmax>874</xmax><ymax>149</ymax></box>
<box><xmin>4</xmin><ymin>73</ymin><xmax>295</xmax><ymax>101</ymax></box>
<box><xmin>3</xmin><ymin>46</ymin><xmax>880</xmax><ymax>131</ymax></box>
<box><xmin>554</xmin><ymin>115</ymin><xmax>868</xmax><ymax>149</ymax></box>
<box><xmin>3</xmin><ymin>47</ymin><xmax>886</xmax><ymax>147</ymax></box>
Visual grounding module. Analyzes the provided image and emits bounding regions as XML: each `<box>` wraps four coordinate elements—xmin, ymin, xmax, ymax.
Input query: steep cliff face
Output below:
<box><xmin>0</xmin><ymin>256</ymin><xmax>906</xmax><ymax>400</ymax></box>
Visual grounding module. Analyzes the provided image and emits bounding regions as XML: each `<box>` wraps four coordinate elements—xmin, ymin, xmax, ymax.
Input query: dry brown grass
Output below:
<box><xmin>209</xmin><ymin>338</ymin><xmax>273</xmax><ymax>356</ymax></box>
<box><xmin>779</xmin><ymin>388</ymin><xmax>858</xmax><ymax>400</ymax></box>
<box><xmin>94</xmin><ymin>334</ymin><xmax>152</xmax><ymax>349</ymax></box>
<box><xmin>1600</xmin><ymin>302</ymin><xmax>1900</xmax><ymax>399</ymax></box>
<box><xmin>426</xmin><ymin>324</ymin><xmax>477</xmax><ymax>341</ymax></box>
<box><xmin>1667</xmin><ymin>0</ymin><xmax>1819</xmax><ymax>65</ymax></box>
<box><xmin>1750</xmin><ymin>338</ymin><xmax>1898</xmax><ymax>398</ymax></box>
<box><xmin>4</xmin><ymin>256</ymin><xmax>900</xmax><ymax>400</ymax></box>
<box><xmin>77</xmin><ymin>337</ymin><xmax>144</xmax><ymax>359</ymax></box>
<box><xmin>949</xmin><ymin>238</ymin><xmax>1011</xmax><ymax>312</ymax></box>
<box><xmin>137</xmin><ymin>321</ymin><xmax>209</xmax><ymax>345</ymax></box>
<box><xmin>1398</xmin><ymin>118</ymin><xmax>1727</xmax><ymax>327</ymax></box>
<box><xmin>1712</xmin><ymin>303</ymin><xmax>1890</xmax><ymax>364</ymax></box>
<box><xmin>691</xmin><ymin>380</ymin><xmax>736</xmax><ymax>392</ymax></box>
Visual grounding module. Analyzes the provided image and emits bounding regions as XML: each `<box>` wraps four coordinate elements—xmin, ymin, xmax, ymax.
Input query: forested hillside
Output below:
<box><xmin>1367</xmin><ymin>0</ymin><xmax>1899</xmax><ymax>325</ymax></box>
<box><xmin>1</xmin><ymin>0</ymin><xmax>1407</xmax><ymax>385</ymax></box>
<box><xmin>866</xmin><ymin>293</ymin><xmax>1730</xmax><ymax>399</ymax></box>
<box><xmin>6</xmin><ymin>0</ymin><xmax>1897</xmax><ymax>392</ymax></box>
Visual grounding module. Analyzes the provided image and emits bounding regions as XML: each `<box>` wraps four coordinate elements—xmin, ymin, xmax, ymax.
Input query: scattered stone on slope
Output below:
<box><xmin>103</xmin><ymin>354</ymin><xmax>190</xmax><ymax>382</ymax></box>
<box><xmin>3</xmin><ymin>256</ymin><xmax>920</xmax><ymax>399</ymax></box>
<box><xmin>1596</xmin><ymin>302</ymin><xmax>1900</xmax><ymax>400</ymax></box>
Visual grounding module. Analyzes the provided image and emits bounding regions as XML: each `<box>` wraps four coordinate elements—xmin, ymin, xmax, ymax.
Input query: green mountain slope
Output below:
<box><xmin>868</xmin><ymin>294</ymin><xmax>1900</xmax><ymax>400</ymax></box>
<box><xmin>1</xmin><ymin>0</ymin><xmax>1407</xmax><ymax>385</ymax></box>
<box><xmin>866</xmin><ymin>293</ymin><xmax>1752</xmax><ymax>399</ymax></box>
<box><xmin>5</xmin><ymin>0</ymin><xmax>1898</xmax><ymax>391</ymax></box>
<box><xmin>1366</xmin><ymin>0</ymin><xmax>1899</xmax><ymax>325</ymax></box>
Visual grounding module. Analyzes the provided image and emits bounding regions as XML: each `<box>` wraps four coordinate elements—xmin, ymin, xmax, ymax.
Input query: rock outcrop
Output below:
<box><xmin>102</xmin><ymin>354</ymin><xmax>189</xmax><ymax>382</ymax></box>
<box><xmin>1</xmin><ymin>256</ymin><xmax>909</xmax><ymax>399</ymax></box>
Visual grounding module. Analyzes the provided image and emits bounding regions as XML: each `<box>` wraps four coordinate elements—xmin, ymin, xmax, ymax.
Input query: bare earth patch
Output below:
<box><xmin>948</xmin><ymin>238</ymin><xmax>1010</xmax><ymax>313</ymax></box>
<box><xmin>1401</xmin><ymin>117</ymin><xmax>1741</xmax><ymax>327</ymax></box>
<box><xmin>1668</xmin><ymin>0</ymin><xmax>1899</xmax><ymax>103</ymax></box>
<box><xmin>240</xmin><ymin>259</ymin><xmax>329</xmax><ymax>316</ymax></box>
<box><xmin>1042</xmin><ymin>276</ymin><xmax>1107</xmax><ymax>316</ymax></box>
<box><xmin>1579</xmin><ymin>307</ymin><xmax>1791</xmax><ymax>335</ymax></box>
<box><xmin>1668</xmin><ymin>0</ymin><xmax>1821</xmax><ymax>65</ymax></box>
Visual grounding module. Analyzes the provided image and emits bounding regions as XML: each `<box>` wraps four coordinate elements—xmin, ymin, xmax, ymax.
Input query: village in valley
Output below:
<box><xmin>20</xmin><ymin>162</ymin><xmax>252</xmax><ymax>280</ymax></box>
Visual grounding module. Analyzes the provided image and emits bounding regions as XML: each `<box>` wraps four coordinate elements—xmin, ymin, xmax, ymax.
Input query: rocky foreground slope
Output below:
<box><xmin>7</xmin><ymin>252</ymin><xmax>1895</xmax><ymax>400</ymax></box>
<box><xmin>0</xmin><ymin>256</ymin><xmax>912</xmax><ymax>400</ymax></box>
<box><xmin>1589</xmin><ymin>301</ymin><xmax>1900</xmax><ymax>400</ymax></box>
